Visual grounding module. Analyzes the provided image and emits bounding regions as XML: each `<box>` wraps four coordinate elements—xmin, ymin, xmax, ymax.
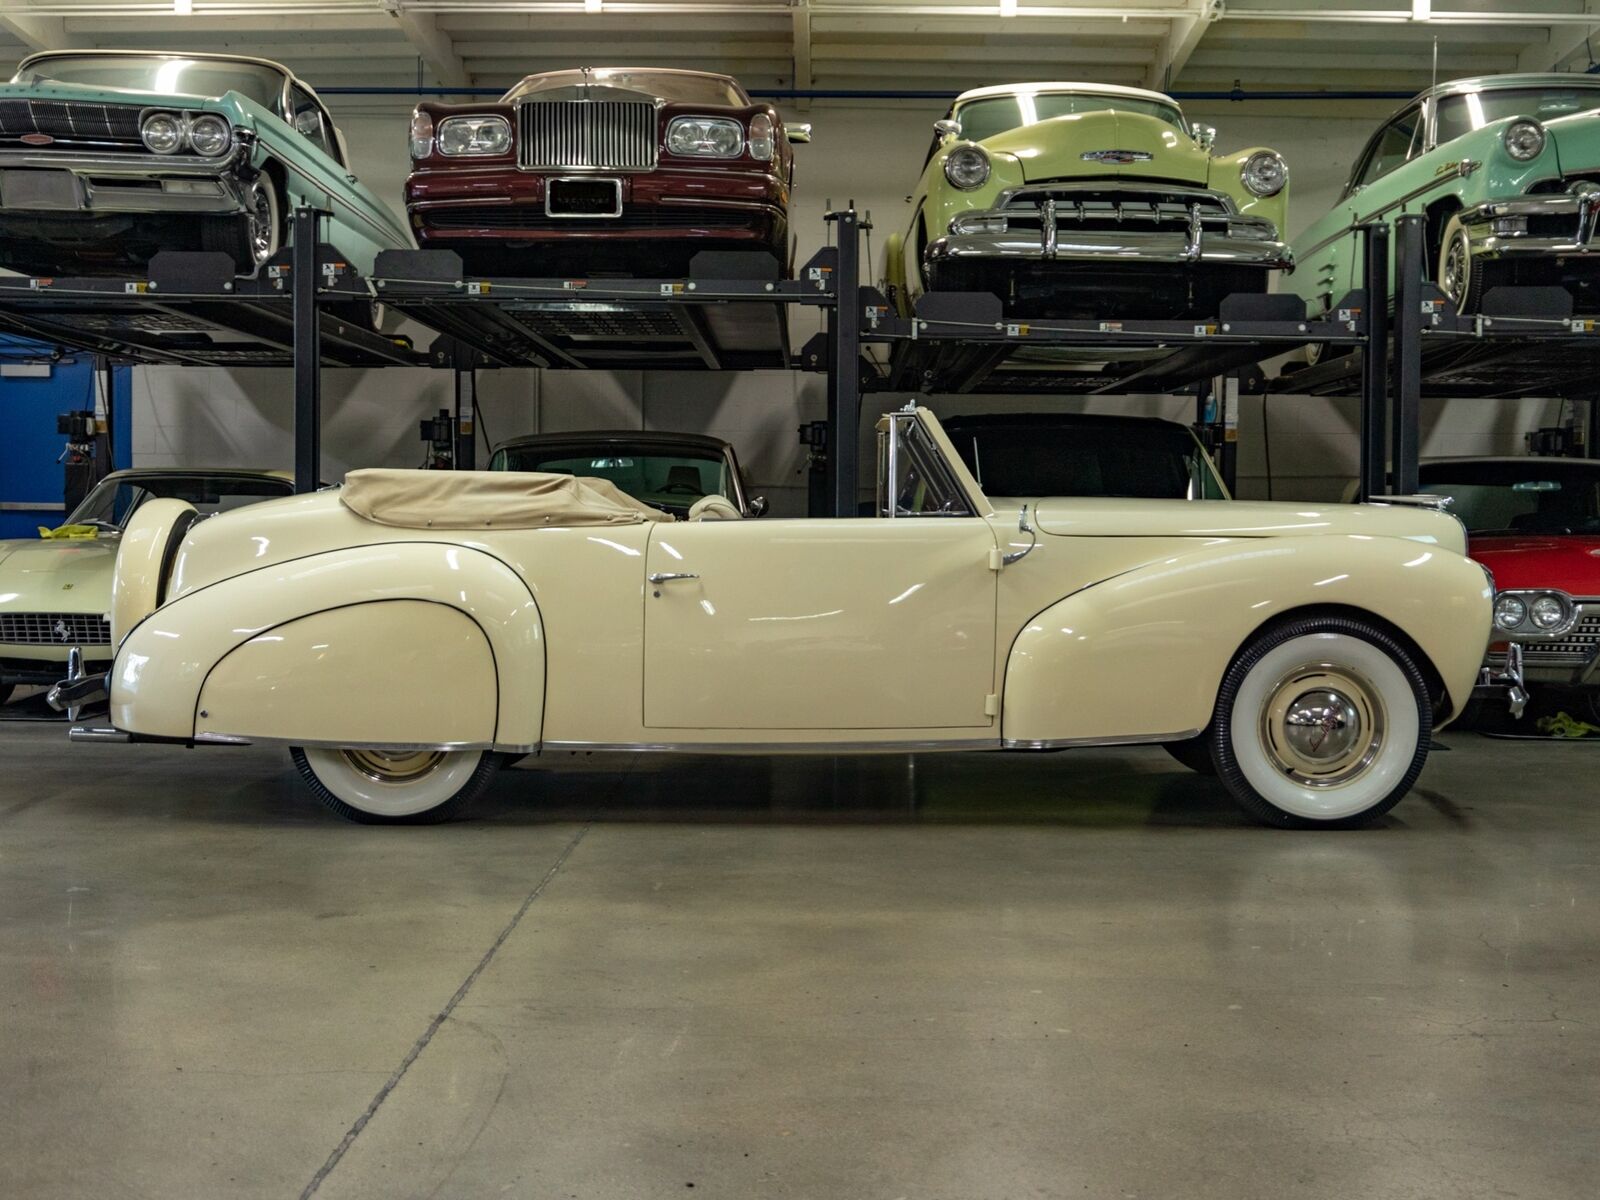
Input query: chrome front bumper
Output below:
<box><xmin>927</xmin><ymin>184</ymin><xmax>1292</xmax><ymax>270</ymax></box>
<box><xmin>0</xmin><ymin>145</ymin><xmax>251</xmax><ymax>217</ymax></box>
<box><xmin>1460</xmin><ymin>191</ymin><xmax>1600</xmax><ymax>260</ymax></box>
<box><xmin>1479</xmin><ymin>642</ymin><xmax>1530</xmax><ymax>718</ymax></box>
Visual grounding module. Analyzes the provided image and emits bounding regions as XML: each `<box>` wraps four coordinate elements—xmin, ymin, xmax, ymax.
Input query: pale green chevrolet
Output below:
<box><xmin>1289</xmin><ymin>74</ymin><xmax>1600</xmax><ymax>322</ymax></box>
<box><xmin>884</xmin><ymin>82</ymin><xmax>1292</xmax><ymax>320</ymax></box>
<box><xmin>0</xmin><ymin>50</ymin><xmax>411</xmax><ymax>277</ymax></box>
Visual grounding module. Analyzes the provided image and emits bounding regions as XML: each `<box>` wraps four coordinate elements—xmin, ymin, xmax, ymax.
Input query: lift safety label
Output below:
<box><xmin>467</xmin><ymin>282</ymin><xmax>490</xmax><ymax>296</ymax></box>
<box><xmin>1005</xmin><ymin>323</ymin><xmax>1028</xmax><ymax>337</ymax></box>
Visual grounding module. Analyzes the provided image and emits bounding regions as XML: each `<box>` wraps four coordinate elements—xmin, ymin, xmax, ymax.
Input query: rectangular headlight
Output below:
<box><xmin>437</xmin><ymin>115</ymin><xmax>511</xmax><ymax>157</ymax></box>
<box><xmin>667</xmin><ymin>116</ymin><xmax>743</xmax><ymax>158</ymax></box>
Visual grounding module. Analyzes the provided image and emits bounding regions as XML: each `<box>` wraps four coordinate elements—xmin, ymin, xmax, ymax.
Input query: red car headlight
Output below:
<box><xmin>438</xmin><ymin>115</ymin><xmax>512</xmax><ymax>157</ymax></box>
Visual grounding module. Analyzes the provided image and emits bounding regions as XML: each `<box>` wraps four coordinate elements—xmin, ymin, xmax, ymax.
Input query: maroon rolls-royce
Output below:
<box><xmin>404</xmin><ymin>67</ymin><xmax>806</xmax><ymax>278</ymax></box>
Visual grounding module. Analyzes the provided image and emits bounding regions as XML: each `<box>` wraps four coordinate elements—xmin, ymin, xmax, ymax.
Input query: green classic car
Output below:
<box><xmin>884</xmin><ymin>82</ymin><xmax>1292</xmax><ymax>319</ymax></box>
<box><xmin>1289</xmin><ymin>74</ymin><xmax>1600</xmax><ymax>321</ymax></box>
<box><xmin>0</xmin><ymin>50</ymin><xmax>412</xmax><ymax>277</ymax></box>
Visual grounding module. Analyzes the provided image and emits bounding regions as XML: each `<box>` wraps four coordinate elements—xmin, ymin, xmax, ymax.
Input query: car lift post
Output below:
<box><xmin>1390</xmin><ymin>214</ymin><xmax>1425</xmax><ymax>495</ymax></box>
<box><xmin>292</xmin><ymin>206</ymin><xmax>322</xmax><ymax>494</ymax></box>
<box><xmin>454</xmin><ymin>366</ymin><xmax>476</xmax><ymax>470</ymax></box>
<box><xmin>1356</xmin><ymin>223</ymin><xmax>1391</xmax><ymax>502</ymax></box>
<box><xmin>825</xmin><ymin>208</ymin><xmax>861</xmax><ymax>517</ymax></box>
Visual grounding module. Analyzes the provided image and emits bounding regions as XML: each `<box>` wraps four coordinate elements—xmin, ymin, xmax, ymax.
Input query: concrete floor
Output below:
<box><xmin>0</xmin><ymin>717</ymin><xmax>1596</xmax><ymax>1200</ymax></box>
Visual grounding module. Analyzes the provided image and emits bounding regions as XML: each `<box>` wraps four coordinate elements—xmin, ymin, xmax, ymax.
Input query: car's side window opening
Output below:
<box><xmin>289</xmin><ymin>84</ymin><xmax>338</xmax><ymax>162</ymax></box>
<box><xmin>1353</xmin><ymin>105</ymin><xmax>1422</xmax><ymax>190</ymax></box>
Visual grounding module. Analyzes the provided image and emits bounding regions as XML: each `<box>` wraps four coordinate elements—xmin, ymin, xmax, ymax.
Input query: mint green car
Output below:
<box><xmin>884</xmin><ymin>82</ymin><xmax>1292</xmax><ymax>319</ymax></box>
<box><xmin>0</xmin><ymin>50</ymin><xmax>411</xmax><ymax>278</ymax></box>
<box><xmin>1289</xmin><ymin>74</ymin><xmax>1600</xmax><ymax>321</ymax></box>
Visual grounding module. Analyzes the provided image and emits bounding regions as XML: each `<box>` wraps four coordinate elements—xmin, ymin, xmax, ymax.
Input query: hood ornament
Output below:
<box><xmin>1081</xmin><ymin>149</ymin><xmax>1152</xmax><ymax>164</ymax></box>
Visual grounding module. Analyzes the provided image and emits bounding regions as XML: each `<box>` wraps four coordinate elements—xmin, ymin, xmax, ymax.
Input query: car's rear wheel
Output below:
<box><xmin>1209</xmin><ymin>617</ymin><xmax>1432</xmax><ymax>828</ymax></box>
<box><xmin>290</xmin><ymin>746</ymin><xmax>500</xmax><ymax>824</ymax></box>
<box><xmin>202</xmin><ymin>171</ymin><xmax>281</xmax><ymax>275</ymax></box>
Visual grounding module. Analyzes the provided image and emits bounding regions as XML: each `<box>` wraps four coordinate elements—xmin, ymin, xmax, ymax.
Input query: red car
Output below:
<box><xmin>404</xmin><ymin>67</ymin><xmax>806</xmax><ymax>278</ymax></box>
<box><xmin>1419</xmin><ymin>457</ymin><xmax>1600</xmax><ymax>719</ymax></box>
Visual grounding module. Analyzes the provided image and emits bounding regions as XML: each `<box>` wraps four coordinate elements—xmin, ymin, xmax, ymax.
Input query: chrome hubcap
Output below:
<box><xmin>247</xmin><ymin>181</ymin><xmax>274</xmax><ymax>264</ymax></box>
<box><xmin>341</xmin><ymin>748</ymin><xmax>447</xmax><ymax>785</ymax></box>
<box><xmin>1441</xmin><ymin>235</ymin><xmax>1468</xmax><ymax>304</ymax></box>
<box><xmin>1260</xmin><ymin>663</ymin><xmax>1385</xmax><ymax>787</ymax></box>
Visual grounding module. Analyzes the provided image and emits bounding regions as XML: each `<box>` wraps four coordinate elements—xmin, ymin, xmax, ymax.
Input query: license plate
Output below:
<box><xmin>545</xmin><ymin>177</ymin><xmax>622</xmax><ymax>218</ymax></box>
<box><xmin>0</xmin><ymin>168</ymin><xmax>84</xmax><ymax>211</ymax></box>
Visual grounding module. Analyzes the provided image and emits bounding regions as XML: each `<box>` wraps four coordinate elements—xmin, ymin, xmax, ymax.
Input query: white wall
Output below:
<box><xmin>130</xmin><ymin>96</ymin><xmax>1565</xmax><ymax>511</ymax></box>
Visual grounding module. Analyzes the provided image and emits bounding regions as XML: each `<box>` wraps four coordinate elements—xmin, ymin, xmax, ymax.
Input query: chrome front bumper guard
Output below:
<box><xmin>0</xmin><ymin>142</ymin><xmax>252</xmax><ymax>217</ymax></box>
<box><xmin>928</xmin><ymin>188</ymin><xmax>1292</xmax><ymax>270</ymax></box>
<box><xmin>1460</xmin><ymin>191</ymin><xmax>1600</xmax><ymax>260</ymax></box>
<box><xmin>46</xmin><ymin>646</ymin><xmax>109</xmax><ymax>723</ymax></box>
<box><xmin>1479</xmin><ymin>641</ymin><xmax>1529</xmax><ymax>718</ymax></box>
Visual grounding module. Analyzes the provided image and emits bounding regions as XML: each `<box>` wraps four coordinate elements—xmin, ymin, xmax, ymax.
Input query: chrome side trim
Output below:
<box><xmin>190</xmin><ymin>732</ymin><xmax>540</xmax><ymax>753</ymax></box>
<box><xmin>541</xmin><ymin>738</ymin><xmax>1001</xmax><ymax>755</ymax></box>
<box><xmin>1003</xmin><ymin>728</ymin><xmax>1203</xmax><ymax>750</ymax></box>
<box><xmin>67</xmin><ymin>726</ymin><xmax>131</xmax><ymax>743</ymax></box>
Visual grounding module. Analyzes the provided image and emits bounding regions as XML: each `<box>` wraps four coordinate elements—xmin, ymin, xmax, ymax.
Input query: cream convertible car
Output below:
<box><xmin>57</xmin><ymin>408</ymin><xmax>1494</xmax><ymax>828</ymax></box>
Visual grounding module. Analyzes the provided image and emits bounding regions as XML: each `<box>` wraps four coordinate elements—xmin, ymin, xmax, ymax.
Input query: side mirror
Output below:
<box><xmin>1192</xmin><ymin>123</ymin><xmax>1217</xmax><ymax>152</ymax></box>
<box><xmin>748</xmin><ymin>495</ymin><xmax>769</xmax><ymax>517</ymax></box>
<box><xmin>934</xmin><ymin>118</ymin><xmax>962</xmax><ymax>139</ymax></box>
<box><xmin>786</xmin><ymin>125</ymin><xmax>812</xmax><ymax>145</ymax></box>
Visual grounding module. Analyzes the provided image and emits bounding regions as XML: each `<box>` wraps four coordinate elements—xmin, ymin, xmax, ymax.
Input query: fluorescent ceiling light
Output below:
<box><xmin>1000</xmin><ymin>0</ymin><xmax>1017</xmax><ymax>15</ymax></box>
<box><xmin>585</xmin><ymin>0</ymin><xmax>602</xmax><ymax>11</ymax></box>
<box><xmin>174</xmin><ymin>0</ymin><xmax>193</xmax><ymax>13</ymax></box>
<box><xmin>1411</xmin><ymin>0</ymin><xmax>1431</xmax><ymax>19</ymax></box>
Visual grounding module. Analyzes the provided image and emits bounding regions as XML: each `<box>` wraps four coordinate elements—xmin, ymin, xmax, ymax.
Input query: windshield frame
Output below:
<box><xmin>1424</xmin><ymin>78</ymin><xmax>1600</xmax><ymax>153</ymax></box>
<box><xmin>503</xmin><ymin>69</ymin><xmax>747</xmax><ymax>107</ymax></box>
<box><xmin>63</xmin><ymin>471</ymin><xmax>292</xmax><ymax>534</ymax></box>
<box><xmin>951</xmin><ymin>89</ymin><xmax>1189</xmax><ymax>143</ymax></box>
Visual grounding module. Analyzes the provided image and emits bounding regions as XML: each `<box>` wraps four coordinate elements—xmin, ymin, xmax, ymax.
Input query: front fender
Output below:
<box><xmin>111</xmin><ymin>542</ymin><xmax>543</xmax><ymax>749</ymax></box>
<box><xmin>1001</xmin><ymin>535</ymin><xmax>1492</xmax><ymax>746</ymax></box>
<box><xmin>1213</xmin><ymin>145</ymin><xmax>1289</xmax><ymax>235</ymax></box>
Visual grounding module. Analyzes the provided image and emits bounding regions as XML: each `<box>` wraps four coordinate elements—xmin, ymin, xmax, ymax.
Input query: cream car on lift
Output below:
<box><xmin>58</xmin><ymin>407</ymin><xmax>1495</xmax><ymax>829</ymax></box>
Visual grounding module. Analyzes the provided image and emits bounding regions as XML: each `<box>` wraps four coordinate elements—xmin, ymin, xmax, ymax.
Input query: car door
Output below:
<box><xmin>641</xmin><ymin>424</ymin><xmax>999</xmax><ymax>734</ymax></box>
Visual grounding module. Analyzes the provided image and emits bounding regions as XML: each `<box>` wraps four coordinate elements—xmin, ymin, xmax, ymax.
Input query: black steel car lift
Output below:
<box><xmin>0</xmin><ymin>205</ymin><xmax>1510</xmax><ymax>517</ymax></box>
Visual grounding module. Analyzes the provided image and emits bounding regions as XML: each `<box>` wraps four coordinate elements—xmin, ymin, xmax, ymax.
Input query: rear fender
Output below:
<box><xmin>1001</xmin><ymin>535</ymin><xmax>1492</xmax><ymax>745</ymax></box>
<box><xmin>110</xmin><ymin>542</ymin><xmax>543</xmax><ymax>748</ymax></box>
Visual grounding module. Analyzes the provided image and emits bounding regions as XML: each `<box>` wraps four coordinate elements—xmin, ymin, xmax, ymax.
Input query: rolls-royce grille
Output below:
<box><xmin>0</xmin><ymin>612</ymin><xmax>112</xmax><ymax>646</ymax></box>
<box><xmin>1522</xmin><ymin>604</ymin><xmax>1600</xmax><ymax>662</ymax></box>
<box><xmin>0</xmin><ymin>99</ymin><xmax>145</xmax><ymax>149</ymax></box>
<box><xmin>518</xmin><ymin>101</ymin><xmax>657</xmax><ymax>170</ymax></box>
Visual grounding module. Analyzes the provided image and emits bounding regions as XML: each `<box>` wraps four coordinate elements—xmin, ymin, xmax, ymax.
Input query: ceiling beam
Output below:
<box><xmin>0</xmin><ymin>13</ymin><xmax>72</xmax><ymax>52</ymax></box>
<box><xmin>385</xmin><ymin>3</ymin><xmax>469</xmax><ymax>89</ymax></box>
<box><xmin>1519</xmin><ymin>2</ymin><xmax>1600</xmax><ymax>72</ymax></box>
<box><xmin>791</xmin><ymin>0</ymin><xmax>812</xmax><ymax>109</ymax></box>
<box><xmin>1145</xmin><ymin>0</ymin><xmax>1216</xmax><ymax>92</ymax></box>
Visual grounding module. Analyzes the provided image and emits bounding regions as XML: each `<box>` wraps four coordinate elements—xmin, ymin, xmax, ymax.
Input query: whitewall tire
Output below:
<box><xmin>1209</xmin><ymin>618</ymin><xmax>1432</xmax><ymax>828</ymax></box>
<box><xmin>290</xmin><ymin>746</ymin><xmax>501</xmax><ymax>824</ymax></box>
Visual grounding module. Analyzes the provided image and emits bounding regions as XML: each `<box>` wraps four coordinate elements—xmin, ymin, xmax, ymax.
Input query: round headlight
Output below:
<box><xmin>1493</xmin><ymin>594</ymin><xmax>1527</xmax><ymax>630</ymax></box>
<box><xmin>1503</xmin><ymin>118</ymin><xmax>1546</xmax><ymax>162</ymax></box>
<box><xmin>944</xmin><ymin>145</ymin><xmax>991</xmax><ymax>191</ymax></box>
<box><xmin>1530</xmin><ymin>594</ymin><xmax>1568</xmax><ymax>629</ymax></box>
<box><xmin>747</xmin><ymin>113</ymin><xmax>775</xmax><ymax>162</ymax></box>
<box><xmin>1241</xmin><ymin>151</ymin><xmax>1287</xmax><ymax>198</ymax></box>
<box><xmin>186</xmin><ymin>114</ymin><xmax>231</xmax><ymax>158</ymax></box>
<box><xmin>437</xmin><ymin>115</ymin><xmax>511</xmax><ymax>157</ymax></box>
<box><xmin>140</xmin><ymin>112</ymin><xmax>183</xmax><ymax>156</ymax></box>
<box><xmin>667</xmin><ymin>117</ymin><xmax>743</xmax><ymax>157</ymax></box>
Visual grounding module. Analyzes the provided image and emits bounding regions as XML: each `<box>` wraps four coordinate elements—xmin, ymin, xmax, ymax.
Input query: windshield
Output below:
<box><xmin>15</xmin><ymin>55</ymin><xmax>287</xmax><ymax>107</ymax></box>
<box><xmin>490</xmin><ymin>444</ymin><xmax>733</xmax><ymax>514</ymax></box>
<box><xmin>504</xmin><ymin>70</ymin><xmax>745</xmax><ymax>106</ymax></box>
<box><xmin>945</xmin><ymin>420</ymin><xmax>1226</xmax><ymax>500</ymax></box>
<box><xmin>1418</xmin><ymin>461</ymin><xmax>1600</xmax><ymax>535</ymax></box>
<box><xmin>64</xmin><ymin>473</ymin><xmax>291</xmax><ymax>532</ymax></box>
<box><xmin>953</xmin><ymin>92</ymin><xmax>1186</xmax><ymax>142</ymax></box>
<box><xmin>1435</xmin><ymin>85</ymin><xmax>1600</xmax><ymax>146</ymax></box>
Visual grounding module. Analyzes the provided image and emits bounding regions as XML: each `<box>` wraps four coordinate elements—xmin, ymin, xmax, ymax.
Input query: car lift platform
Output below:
<box><xmin>0</xmin><ymin>247</ymin><xmax>421</xmax><ymax>369</ymax></box>
<box><xmin>371</xmin><ymin>248</ymin><xmax>834</xmax><ymax>372</ymax></box>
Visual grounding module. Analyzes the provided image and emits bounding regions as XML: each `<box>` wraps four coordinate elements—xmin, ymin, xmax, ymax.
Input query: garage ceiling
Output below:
<box><xmin>0</xmin><ymin>1</ymin><xmax>1598</xmax><ymax>98</ymax></box>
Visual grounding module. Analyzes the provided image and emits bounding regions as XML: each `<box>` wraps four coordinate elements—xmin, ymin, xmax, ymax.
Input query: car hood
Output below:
<box><xmin>1026</xmin><ymin>498</ymin><xmax>1467</xmax><ymax>550</ymax></box>
<box><xmin>1470</xmin><ymin>533</ymin><xmax>1600</xmax><ymax>596</ymax></box>
<box><xmin>978</xmin><ymin>109</ymin><xmax>1210</xmax><ymax>187</ymax></box>
<box><xmin>0</xmin><ymin>79</ymin><xmax>231</xmax><ymax>111</ymax></box>
<box><xmin>1544</xmin><ymin>108</ymin><xmax>1600</xmax><ymax>173</ymax></box>
<box><xmin>0</xmin><ymin>535</ymin><xmax>118</xmax><ymax>612</ymax></box>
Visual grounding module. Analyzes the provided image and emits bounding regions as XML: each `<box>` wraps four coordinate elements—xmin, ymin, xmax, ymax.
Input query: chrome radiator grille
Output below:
<box><xmin>0</xmin><ymin>99</ymin><xmax>145</xmax><ymax>148</ymax></box>
<box><xmin>518</xmin><ymin>101</ymin><xmax>657</xmax><ymax>170</ymax></box>
<box><xmin>1522</xmin><ymin>604</ymin><xmax>1600</xmax><ymax>663</ymax></box>
<box><xmin>1001</xmin><ymin>187</ymin><xmax>1233</xmax><ymax>234</ymax></box>
<box><xmin>0</xmin><ymin>612</ymin><xmax>112</xmax><ymax>646</ymax></box>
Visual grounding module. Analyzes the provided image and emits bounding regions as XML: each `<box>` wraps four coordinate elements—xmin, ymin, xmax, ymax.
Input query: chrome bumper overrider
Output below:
<box><xmin>0</xmin><ymin>145</ymin><xmax>251</xmax><ymax>217</ymax></box>
<box><xmin>1479</xmin><ymin>642</ymin><xmax>1529</xmax><ymax>718</ymax></box>
<box><xmin>928</xmin><ymin>184</ymin><xmax>1292</xmax><ymax>269</ymax></box>
<box><xmin>46</xmin><ymin>646</ymin><xmax>109</xmax><ymax>722</ymax></box>
<box><xmin>1461</xmin><ymin>191</ymin><xmax>1600</xmax><ymax>260</ymax></box>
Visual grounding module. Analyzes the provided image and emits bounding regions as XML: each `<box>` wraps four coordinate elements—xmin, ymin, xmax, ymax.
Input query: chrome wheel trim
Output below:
<box><xmin>1440</xmin><ymin>229</ymin><xmax>1470</xmax><ymax>307</ymax></box>
<box><xmin>1259</xmin><ymin>663</ymin><xmax>1386</xmax><ymax>789</ymax></box>
<box><xmin>245</xmin><ymin>177</ymin><xmax>278</xmax><ymax>265</ymax></box>
<box><xmin>341</xmin><ymin>747</ymin><xmax>448</xmax><ymax>785</ymax></box>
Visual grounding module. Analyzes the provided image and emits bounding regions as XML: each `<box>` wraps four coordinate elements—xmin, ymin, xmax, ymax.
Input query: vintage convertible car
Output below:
<box><xmin>0</xmin><ymin>468</ymin><xmax>293</xmax><ymax>703</ymax></box>
<box><xmin>1289</xmin><ymin>74</ymin><xmax>1600</xmax><ymax>322</ymax></box>
<box><xmin>489</xmin><ymin>429</ymin><xmax>764</xmax><ymax>519</ymax></box>
<box><xmin>1418</xmin><ymin>456</ymin><xmax>1600</xmax><ymax>719</ymax></box>
<box><xmin>56</xmin><ymin>407</ymin><xmax>1493</xmax><ymax>830</ymax></box>
<box><xmin>942</xmin><ymin>412</ymin><xmax>1228</xmax><ymax>501</ymax></box>
<box><xmin>883</xmin><ymin>82</ymin><xmax>1292</xmax><ymax>319</ymax></box>
<box><xmin>0</xmin><ymin>50</ymin><xmax>411</xmax><ymax>276</ymax></box>
<box><xmin>405</xmin><ymin>67</ymin><xmax>807</xmax><ymax>277</ymax></box>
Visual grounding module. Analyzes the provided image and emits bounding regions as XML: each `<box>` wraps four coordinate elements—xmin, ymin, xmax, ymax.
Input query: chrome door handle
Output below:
<box><xmin>648</xmin><ymin>572</ymin><xmax>699</xmax><ymax>584</ymax></box>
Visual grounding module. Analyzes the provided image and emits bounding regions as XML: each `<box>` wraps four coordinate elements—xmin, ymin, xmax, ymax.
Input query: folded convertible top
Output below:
<box><xmin>340</xmin><ymin>468</ymin><xmax>672</xmax><ymax>528</ymax></box>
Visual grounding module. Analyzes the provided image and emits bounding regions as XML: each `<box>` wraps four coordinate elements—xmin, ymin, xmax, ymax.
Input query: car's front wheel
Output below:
<box><xmin>202</xmin><ymin>171</ymin><xmax>281</xmax><ymax>275</ymax></box>
<box><xmin>290</xmin><ymin>746</ymin><xmax>501</xmax><ymax>824</ymax></box>
<box><xmin>1437</xmin><ymin>215</ymin><xmax>1485</xmax><ymax>314</ymax></box>
<box><xmin>1209</xmin><ymin>616</ymin><xmax>1432</xmax><ymax>828</ymax></box>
